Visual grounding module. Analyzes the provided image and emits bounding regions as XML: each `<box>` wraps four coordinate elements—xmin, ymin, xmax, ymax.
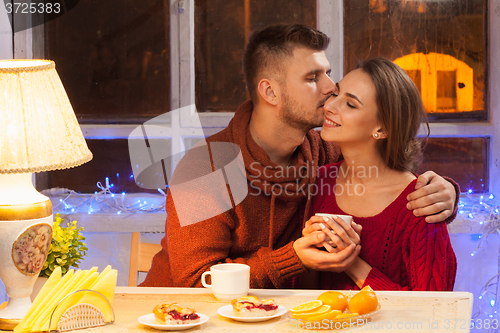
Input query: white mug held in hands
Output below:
<box><xmin>201</xmin><ymin>263</ymin><xmax>250</xmax><ymax>301</ymax></box>
<box><xmin>315</xmin><ymin>213</ymin><xmax>353</xmax><ymax>227</ymax></box>
<box><xmin>314</xmin><ymin>213</ymin><xmax>353</xmax><ymax>253</ymax></box>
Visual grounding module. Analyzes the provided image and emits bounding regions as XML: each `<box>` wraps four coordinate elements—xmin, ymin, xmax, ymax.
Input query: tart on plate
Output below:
<box><xmin>231</xmin><ymin>296</ymin><xmax>279</xmax><ymax>317</ymax></box>
<box><xmin>153</xmin><ymin>303</ymin><xmax>200</xmax><ymax>325</ymax></box>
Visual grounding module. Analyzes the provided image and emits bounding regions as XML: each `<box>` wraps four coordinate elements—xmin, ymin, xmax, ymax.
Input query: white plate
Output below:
<box><xmin>138</xmin><ymin>313</ymin><xmax>209</xmax><ymax>331</ymax></box>
<box><xmin>217</xmin><ymin>304</ymin><xmax>288</xmax><ymax>322</ymax></box>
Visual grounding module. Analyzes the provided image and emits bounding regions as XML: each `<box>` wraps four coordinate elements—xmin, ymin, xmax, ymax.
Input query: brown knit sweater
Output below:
<box><xmin>141</xmin><ymin>101</ymin><xmax>342</xmax><ymax>289</ymax></box>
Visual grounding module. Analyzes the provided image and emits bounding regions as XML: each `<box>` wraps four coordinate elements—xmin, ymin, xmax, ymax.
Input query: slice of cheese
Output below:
<box><xmin>78</xmin><ymin>269</ymin><xmax>117</xmax><ymax>322</ymax></box>
<box><xmin>42</xmin><ymin>271</ymin><xmax>100</xmax><ymax>331</ymax></box>
<box><xmin>21</xmin><ymin>269</ymin><xmax>75</xmax><ymax>332</ymax></box>
<box><xmin>13</xmin><ymin>267</ymin><xmax>62</xmax><ymax>333</ymax></box>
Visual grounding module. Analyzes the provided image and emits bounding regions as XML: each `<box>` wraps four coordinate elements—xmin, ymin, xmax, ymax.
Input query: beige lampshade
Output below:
<box><xmin>0</xmin><ymin>59</ymin><xmax>92</xmax><ymax>173</ymax></box>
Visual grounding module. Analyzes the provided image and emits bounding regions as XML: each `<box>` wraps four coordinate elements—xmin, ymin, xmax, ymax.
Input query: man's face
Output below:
<box><xmin>277</xmin><ymin>47</ymin><xmax>336</xmax><ymax>132</ymax></box>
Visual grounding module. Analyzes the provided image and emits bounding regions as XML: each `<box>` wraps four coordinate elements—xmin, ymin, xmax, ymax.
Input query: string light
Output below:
<box><xmin>42</xmin><ymin>177</ymin><xmax>167</xmax><ymax>215</ymax></box>
<box><xmin>462</xmin><ymin>190</ymin><xmax>500</xmax><ymax>322</ymax></box>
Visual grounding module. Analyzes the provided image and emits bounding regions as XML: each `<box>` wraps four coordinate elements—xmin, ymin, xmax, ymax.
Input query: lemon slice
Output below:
<box><xmin>292</xmin><ymin>305</ymin><xmax>331</xmax><ymax>319</ymax></box>
<box><xmin>334</xmin><ymin>313</ymin><xmax>359</xmax><ymax>319</ymax></box>
<box><xmin>307</xmin><ymin>309</ymin><xmax>342</xmax><ymax>321</ymax></box>
<box><xmin>289</xmin><ymin>300</ymin><xmax>323</xmax><ymax>313</ymax></box>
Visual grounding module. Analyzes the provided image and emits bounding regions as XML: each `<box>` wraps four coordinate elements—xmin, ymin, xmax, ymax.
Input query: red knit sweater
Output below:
<box><xmin>312</xmin><ymin>162</ymin><xmax>457</xmax><ymax>291</ymax></box>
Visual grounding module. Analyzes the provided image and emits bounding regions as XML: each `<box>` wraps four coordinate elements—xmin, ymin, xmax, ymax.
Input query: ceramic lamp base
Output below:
<box><xmin>0</xmin><ymin>206</ymin><xmax>53</xmax><ymax>331</ymax></box>
<box><xmin>0</xmin><ymin>297</ymin><xmax>33</xmax><ymax>330</ymax></box>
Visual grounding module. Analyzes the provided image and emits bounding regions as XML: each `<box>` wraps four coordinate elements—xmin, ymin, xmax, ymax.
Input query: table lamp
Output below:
<box><xmin>0</xmin><ymin>60</ymin><xmax>92</xmax><ymax>330</ymax></box>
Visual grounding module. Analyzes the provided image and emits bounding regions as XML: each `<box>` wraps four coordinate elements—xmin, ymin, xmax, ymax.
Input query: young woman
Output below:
<box><xmin>303</xmin><ymin>58</ymin><xmax>457</xmax><ymax>291</ymax></box>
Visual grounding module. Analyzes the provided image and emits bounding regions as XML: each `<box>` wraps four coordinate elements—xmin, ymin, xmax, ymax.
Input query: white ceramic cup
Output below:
<box><xmin>314</xmin><ymin>213</ymin><xmax>353</xmax><ymax>252</ymax></box>
<box><xmin>315</xmin><ymin>213</ymin><xmax>353</xmax><ymax>226</ymax></box>
<box><xmin>201</xmin><ymin>263</ymin><xmax>250</xmax><ymax>301</ymax></box>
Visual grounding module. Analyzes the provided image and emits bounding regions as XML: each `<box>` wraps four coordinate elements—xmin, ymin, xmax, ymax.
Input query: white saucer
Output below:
<box><xmin>217</xmin><ymin>304</ymin><xmax>287</xmax><ymax>322</ymax></box>
<box><xmin>138</xmin><ymin>313</ymin><xmax>209</xmax><ymax>331</ymax></box>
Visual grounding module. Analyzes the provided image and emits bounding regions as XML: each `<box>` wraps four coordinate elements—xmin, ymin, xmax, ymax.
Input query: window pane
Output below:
<box><xmin>46</xmin><ymin>0</ymin><xmax>170</xmax><ymax>122</ymax></box>
<box><xmin>344</xmin><ymin>0</ymin><xmax>486</xmax><ymax>122</ymax></box>
<box><xmin>43</xmin><ymin>139</ymin><xmax>169</xmax><ymax>193</ymax></box>
<box><xmin>418</xmin><ymin>138</ymin><xmax>488</xmax><ymax>193</ymax></box>
<box><xmin>195</xmin><ymin>0</ymin><xmax>316</xmax><ymax>112</ymax></box>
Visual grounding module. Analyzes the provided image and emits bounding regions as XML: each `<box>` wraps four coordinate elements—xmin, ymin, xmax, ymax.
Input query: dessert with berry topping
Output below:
<box><xmin>153</xmin><ymin>303</ymin><xmax>200</xmax><ymax>325</ymax></box>
<box><xmin>231</xmin><ymin>296</ymin><xmax>279</xmax><ymax>317</ymax></box>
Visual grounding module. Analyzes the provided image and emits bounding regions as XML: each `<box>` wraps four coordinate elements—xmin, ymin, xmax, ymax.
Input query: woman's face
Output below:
<box><xmin>321</xmin><ymin>68</ymin><xmax>384</xmax><ymax>144</ymax></box>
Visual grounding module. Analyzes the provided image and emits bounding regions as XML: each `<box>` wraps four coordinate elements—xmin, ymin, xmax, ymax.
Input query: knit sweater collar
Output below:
<box><xmin>225</xmin><ymin>100</ymin><xmax>340</xmax><ymax>249</ymax></box>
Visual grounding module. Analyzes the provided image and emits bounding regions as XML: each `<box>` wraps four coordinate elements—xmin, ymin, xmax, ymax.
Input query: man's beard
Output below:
<box><xmin>279</xmin><ymin>92</ymin><xmax>325</xmax><ymax>132</ymax></box>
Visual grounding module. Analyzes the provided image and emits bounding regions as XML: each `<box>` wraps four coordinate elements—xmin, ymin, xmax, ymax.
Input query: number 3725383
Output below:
<box><xmin>5</xmin><ymin>2</ymin><xmax>61</xmax><ymax>14</ymax></box>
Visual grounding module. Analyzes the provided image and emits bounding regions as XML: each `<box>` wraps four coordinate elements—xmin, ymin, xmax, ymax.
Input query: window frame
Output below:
<box><xmin>5</xmin><ymin>0</ymin><xmax>499</xmax><ymax>196</ymax></box>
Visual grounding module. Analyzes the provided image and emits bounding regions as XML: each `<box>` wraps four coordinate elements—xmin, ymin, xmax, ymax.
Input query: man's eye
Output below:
<box><xmin>331</xmin><ymin>92</ymin><xmax>338</xmax><ymax>97</ymax></box>
<box><xmin>307</xmin><ymin>77</ymin><xmax>317</xmax><ymax>82</ymax></box>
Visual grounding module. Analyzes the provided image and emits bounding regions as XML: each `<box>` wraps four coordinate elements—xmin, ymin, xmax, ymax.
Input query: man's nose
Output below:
<box><xmin>323</xmin><ymin>75</ymin><xmax>336</xmax><ymax>95</ymax></box>
<box><xmin>324</xmin><ymin>95</ymin><xmax>338</xmax><ymax>114</ymax></box>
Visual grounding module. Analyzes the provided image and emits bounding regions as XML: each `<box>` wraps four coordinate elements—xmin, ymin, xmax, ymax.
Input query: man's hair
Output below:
<box><xmin>357</xmin><ymin>57</ymin><xmax>429</xmax><ymax>173</ymax></box>
<box><xmin>242</xmin><ymin>24</ymin><xmax>330</xmax><ymax>102</ymax></box>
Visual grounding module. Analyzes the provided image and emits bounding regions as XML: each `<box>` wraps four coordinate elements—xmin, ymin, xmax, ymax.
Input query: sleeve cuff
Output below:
<box><xmin>362</xmin><ymin>267</ymin><xmax>408</xmax><ymax>291</ymax></box>
<box><xmin>265</xmin><ymin>242</ymin><xmax>308</xmax><ymax>287</ymax></box>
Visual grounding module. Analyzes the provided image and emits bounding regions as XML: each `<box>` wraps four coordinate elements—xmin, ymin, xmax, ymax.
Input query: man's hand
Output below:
<box><xmin>406</xmin><ymin>171</ymin><xmax>456</xmax><ymax>223</ymax></box>
<box><xmin>293</xmin><ymin>231</ymin><xmax>361</xmax><ymax>272</ymax></box>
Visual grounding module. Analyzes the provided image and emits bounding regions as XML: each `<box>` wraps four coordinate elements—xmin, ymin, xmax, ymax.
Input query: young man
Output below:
<box><xmin>141</xmin><ymin>24</ymin><xmax>457</xmax><ymax>289</ymax></box>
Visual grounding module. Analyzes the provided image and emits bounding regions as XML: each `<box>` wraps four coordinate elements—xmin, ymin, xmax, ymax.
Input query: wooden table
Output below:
<box><xmin>1</xmin><ymin>287</ymin><xmax>474</xmax><ymax>332</ymax></box>
<box><xmin>105</xmin><ymin>287</ymin><xmax>472</xmax><ymax>332</ymax></box>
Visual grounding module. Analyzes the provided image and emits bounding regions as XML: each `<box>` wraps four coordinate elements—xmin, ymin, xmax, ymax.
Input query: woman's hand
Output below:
<box><xmin>303</xmin><ymin>215</ymin><xmax>362</xmax><ymax>252</ymax></box>
<box><xmin>294</xmin><ymin>231</ymin><xmax>361</xmax><ymax>272</ymax></box>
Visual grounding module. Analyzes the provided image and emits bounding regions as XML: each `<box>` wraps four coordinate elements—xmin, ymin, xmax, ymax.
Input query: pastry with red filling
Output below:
<box><xmin>153</xmin><ymin>303</ymin><xmax>200</xmax><ymax>325</ymax></box>
<box><xmin>231</xmin><ymin>296</ymin><xmax>279</xmax><ymax>317</ymax></box>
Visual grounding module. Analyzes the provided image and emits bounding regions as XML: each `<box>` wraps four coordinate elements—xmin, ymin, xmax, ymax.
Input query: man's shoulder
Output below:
<box><xmin>205</xmin><ymin>126</ymin><xmax>233</xmax><ymax>143</ymax></box>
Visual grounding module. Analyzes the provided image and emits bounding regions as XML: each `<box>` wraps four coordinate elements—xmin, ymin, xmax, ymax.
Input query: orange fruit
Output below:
<box><xmin>347</xmin><ymin>288</ymin><xmax>378</xmax><ymax>315</ymax></box>
<box><xmin>289</xmin><ymin>300</ymin><xmax>323</xmax><ymax>313</ymax></box>
<box><xmin>317</xmin><ymin>291</ymin><xmax>348</xmax><ymax>312</ymax></box>
<box><xmin>292</xmin><ymin>305</ymin><xmax>331</xmax><ymax>319</ymax></box>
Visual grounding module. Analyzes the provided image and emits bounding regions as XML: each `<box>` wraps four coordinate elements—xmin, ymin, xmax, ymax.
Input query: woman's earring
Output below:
<box><xmin>373</xmin><ymin>133</ymin><xmax>380</xmax><ymax>138</ymax></box>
